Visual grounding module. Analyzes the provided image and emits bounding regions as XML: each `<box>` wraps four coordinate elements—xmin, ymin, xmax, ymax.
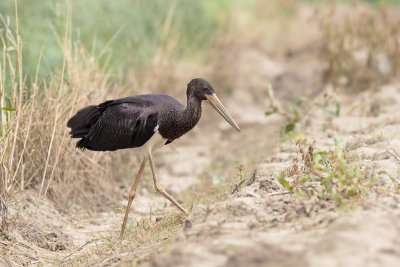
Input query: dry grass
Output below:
<box><xmin>61</xmin><ymin>213</ymin><xmax>184</xmax><ymax>266</ymax></box>
<box><xmin>319</xmin><ymin>4</ymin><xmax>400</xmax><ymax>91</ymax></box>
<box><xmin>178</xmin><ymin>164</ymin><xmax>248</xmax><ymax>210</ymax></box>
<box><xmin>0</xmin><ymin>2</ymin><xmax>147</xmax><ymax>218</ymax></box>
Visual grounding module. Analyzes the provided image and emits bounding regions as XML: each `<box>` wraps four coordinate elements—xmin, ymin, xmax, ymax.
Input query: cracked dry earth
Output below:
<box><xmin>140</xmin><ymin>84</ymin><xmax>400</xmax><ymax>267</ymax></box>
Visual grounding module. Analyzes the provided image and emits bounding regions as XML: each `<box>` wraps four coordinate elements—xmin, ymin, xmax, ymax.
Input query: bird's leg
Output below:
<box><xmin>148</xmin><ymin>153</ymin><xmax>188</xmax><ymax>214</ymax></box>
<box><xmin>120</xmin><ymin>158</ymin><xmax>147</xmax><ymax>238</ymax></box>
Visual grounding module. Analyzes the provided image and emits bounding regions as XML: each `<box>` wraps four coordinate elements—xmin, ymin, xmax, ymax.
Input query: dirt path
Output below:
<box><xmin>136</xmin><ymin>85</ymin><xmax>400</xmax><ymax>267</ymax></box>
<box><xmin>1</xmin><ymin>58</ymin><xmax>285</xmax><ymax>266</ymax></box>
<box><xmin>62</xmin><ymin>56</ymin><xmax>399</xmax><ymax>267</ymax></box>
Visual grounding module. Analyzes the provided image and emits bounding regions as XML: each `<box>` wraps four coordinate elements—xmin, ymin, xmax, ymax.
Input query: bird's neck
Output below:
<box><xmin>180</xmin><ymin>97</ymin><xmax>202</xmax><ymax>131</ymax></box>
<box><xmin>159</xmin><ymin>97</ymin><xmax>202</xmax><ymax>141</ymax></box>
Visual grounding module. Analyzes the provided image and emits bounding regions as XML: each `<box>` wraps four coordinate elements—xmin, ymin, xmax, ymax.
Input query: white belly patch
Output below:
<box><xmin>142</xmin><ymin>130</ymin><xmax>166</xmax><ymax>154</ymax></box>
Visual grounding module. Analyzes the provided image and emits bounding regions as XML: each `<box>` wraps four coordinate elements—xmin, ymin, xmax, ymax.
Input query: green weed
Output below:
<box><xmin>277</xmin><ymin>138</ymin><xmax>376</xmax><ymax>206</ymax></box>
<box><xmin>265</xmin><ymin>85</ymin><xmax>305</xmax><ymax>139</ymax></box>
<box><xmin>265</xmin><ymin>85</ymin><xmax>341</xmax><ymax>140</ymax></box>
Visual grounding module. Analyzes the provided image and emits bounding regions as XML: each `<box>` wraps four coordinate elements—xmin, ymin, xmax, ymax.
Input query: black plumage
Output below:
<box><xmin>67</xmin><ymin>79</ymin><xmax>216</xmax><ymax>152</ymax></box>
<box><xmin>68</xmin><ymin>95</ymin><xmax>183</xmax><ymax>151</ymax></box>
<box><xmin>66</xmin><ymin>78</ymin><xmax>240</xmax><ymax>238</ymax></box>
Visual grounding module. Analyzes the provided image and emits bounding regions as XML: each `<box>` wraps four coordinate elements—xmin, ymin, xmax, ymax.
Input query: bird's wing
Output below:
<box><xmin>77</xmin><ymin>102</ymin><xmax>158</xmax><ymax>151</ymax></box>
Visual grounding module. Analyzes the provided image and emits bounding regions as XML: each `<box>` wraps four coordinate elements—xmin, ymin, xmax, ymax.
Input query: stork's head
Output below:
<box><xmin>187</xmin><ymin>78</ymin><xmax>240</xmax><ymax>132</ymax></box>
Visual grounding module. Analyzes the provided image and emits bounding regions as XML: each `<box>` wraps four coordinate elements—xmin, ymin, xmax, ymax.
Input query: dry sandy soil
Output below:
<box><xmin>141</xmin><ymin>83</ymin><xmax>400</xmax><ymax>267</ymax></box>
<box><xmin>1</xmin><ymin>4</ymin><xmax>400</xmax><ymax>267</ymax></box>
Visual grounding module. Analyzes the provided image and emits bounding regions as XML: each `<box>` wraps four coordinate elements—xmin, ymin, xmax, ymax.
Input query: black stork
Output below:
<box><xmin>67</xmin><ymin>78</ymin><xmax>240</xmax><ymax>237</ymax></box>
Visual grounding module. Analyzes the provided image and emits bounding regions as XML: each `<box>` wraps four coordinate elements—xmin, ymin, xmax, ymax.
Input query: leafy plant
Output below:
<box><xmin>265</xmin><ymin>85</ymin><xmax>306</xmax><ymax>139</ymax></box>
<box><xmin>277</xmin><ymin>138</ymin><xmax>376</xmax><ymax>206</ymax></box>
<box><xmin>265</xmin><ymin>85</ymin><xmax>341</xmax><ymax>140</ymax></box>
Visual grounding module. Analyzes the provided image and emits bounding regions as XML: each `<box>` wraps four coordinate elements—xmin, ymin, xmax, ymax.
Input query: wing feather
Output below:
<box><xmin>78</xmin><ymin>103</ymin><xmax>158</xmax><ymax>151</ymax></box>
<box><xmin>68</xmin><ymin>94</ymin><xmax>184</xmax><ymax>151</ymax></box>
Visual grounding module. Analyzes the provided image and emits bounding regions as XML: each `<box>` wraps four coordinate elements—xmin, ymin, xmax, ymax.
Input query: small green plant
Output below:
<box><xmin>231</xmin><ymin>165</ymin><xmax>246</xmax><ymax>194</ymax></box>
<box><xmin>265</xmin><ymin>85</ymin><xmax>306</xmax><ymax>139</ymax></box>
<box><xmin>265</xmin><ymin>85</ymin><xmax>341</xmax><ymax>140</ymax></box>
<box><xmin>277</xmin><ymin>138</ymin><xmax>376</xmax><ymax>206</ymax></box>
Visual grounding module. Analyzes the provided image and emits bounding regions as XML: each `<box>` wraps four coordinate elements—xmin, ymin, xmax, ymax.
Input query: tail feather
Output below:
<box><xmin>67</xmin><ymin>105</ymin><xmax>101</xmax><ymax>139</ymax></box>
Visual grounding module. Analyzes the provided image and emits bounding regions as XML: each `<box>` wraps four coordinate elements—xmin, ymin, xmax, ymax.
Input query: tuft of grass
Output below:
<box><xmin>179</xmin><ymin>164</ymin><xmax>249</xmax><ymax>210</ymax></box>
<box><xmin>265</xmin><ymin>85</ymin><xmax>306</xmax><ymax>139</ymax></box>
<box><xmin>277</xmin><ymin>138</ymin><xmax>377</xmax><ymax>207</ymax></box>
<box><xmin>265</xmin><ymin>85</ymin><xmax>341</xmax><ymax>140</ymax></box>
<box><xmin>124</xmin><ymin>213</ymin><xmax>184</xmax><ymax>241</ymax></box>
<box><xmin>61</xmin><ymin>213</ymin><xmax>184</xmax><ymax>266</ymax></box>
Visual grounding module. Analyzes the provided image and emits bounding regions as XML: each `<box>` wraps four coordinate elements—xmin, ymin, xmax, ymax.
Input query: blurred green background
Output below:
<box><xmin>0</xmin><ymin>0</ymin><xmax>398</xmax><ymax>81</ymax></box>
<box><xmin>0</xmin><ymin>0</ymin><xmax>236</xmax><ymax>81</ymax></box>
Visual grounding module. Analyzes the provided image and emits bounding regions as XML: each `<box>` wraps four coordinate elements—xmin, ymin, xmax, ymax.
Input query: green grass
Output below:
<box><xmin>1</xmin><ymin>0</ymin><xmax>397</xmax><ymax>83</ymax></box>
<box><xmin>277</xmin><ymin>138</ymin><xmax>377</xmax><ymax>207</ymax></box>
<box><xmin>0</xmin><ymin>0</ymin><xmax>234</xmax><ymax>81</ymax></box>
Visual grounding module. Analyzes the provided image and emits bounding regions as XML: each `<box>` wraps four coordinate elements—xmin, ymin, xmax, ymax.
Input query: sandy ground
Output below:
<box><xmin>140</xmin><ymin>84</ymin><xmax>400</xmax><ymax>267</ymax></box>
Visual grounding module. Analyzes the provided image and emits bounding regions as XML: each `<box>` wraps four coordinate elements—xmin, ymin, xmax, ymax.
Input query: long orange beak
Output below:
<box><xmin>205</xmin><ymin>94</ymin><xmax>240</xmax><ymax>132</ymax></box>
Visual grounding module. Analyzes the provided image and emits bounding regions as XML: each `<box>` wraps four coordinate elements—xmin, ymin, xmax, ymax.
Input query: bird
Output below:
<box><xmin>66</xmin><ymin>78</ymin><xmax>240</xmax><ymax>237</ymax></box>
